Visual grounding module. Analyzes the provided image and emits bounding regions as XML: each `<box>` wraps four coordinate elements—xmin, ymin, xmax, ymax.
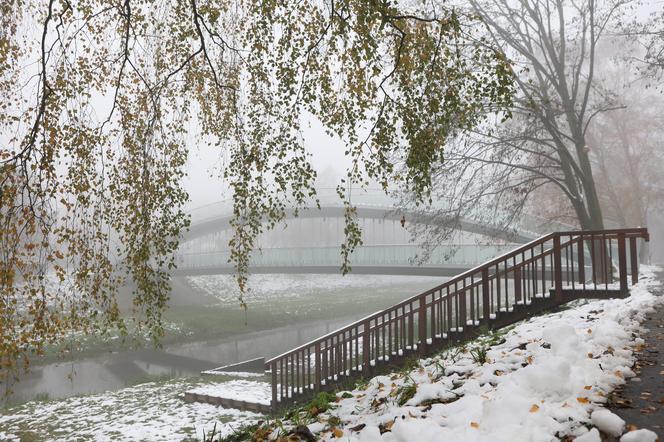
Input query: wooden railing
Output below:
<box><xmin>264</xmin><ymin>228</ymin><xmax>649</xmax><ymax>409</ymax></box>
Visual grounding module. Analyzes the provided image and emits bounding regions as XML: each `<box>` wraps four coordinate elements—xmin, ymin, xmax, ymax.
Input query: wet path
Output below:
<box><xmin>609</xmin><ymin>270</ymin><xmax>664</xmax><ymax>438</ymax></box>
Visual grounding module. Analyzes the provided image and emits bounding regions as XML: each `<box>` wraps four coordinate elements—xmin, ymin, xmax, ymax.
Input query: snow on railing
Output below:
<box><xmin>264</xmin><ymin>228</ymin><xmax>650</xmax><ymax>410</ymax></box>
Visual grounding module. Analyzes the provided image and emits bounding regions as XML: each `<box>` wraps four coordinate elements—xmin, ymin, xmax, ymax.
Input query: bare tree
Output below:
<box><xmin>403</xmin><ymin>0</ymin><xmax>635</xmax><ymax>250</ymax></box>
<box><xmin>630</xmin><ymin>7</ymin><xmax>664</xmax><ymax>78</ymax></box>
<box><xmin>589</xmin><ymin>77</ymin><xmax>664</xmax><ymax>261</ymax></box>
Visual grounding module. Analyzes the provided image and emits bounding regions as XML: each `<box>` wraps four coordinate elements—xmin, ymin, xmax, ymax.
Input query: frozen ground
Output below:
<box><xmin>0</xmin><ymin>378</ymin><xmax>262</xmax><ymax>441</ymax></box>
<box><xmin>187</xmin><ymin>380</ymin><xmax>272</xmax><ymax>405</ymax></box>
<box><xmin>2</xmin><ymin>267</ymin><xmax>660</xmax><ymax>441</ymax></box>
<box><xmin>186</xmin><ymin>274</ymin><xmax>446</xmax><ymax>305</ymax></box>
<box><xmin>264</xmin><ymin>266</ymin><xmax>663</xmax><ymax>441</ymax></box>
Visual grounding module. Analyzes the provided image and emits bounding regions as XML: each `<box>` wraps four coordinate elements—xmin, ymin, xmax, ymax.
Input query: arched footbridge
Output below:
<box><xmin>174</xmin><ymin>189</ymin><xmax>572</xmax><ymax>276</ymax></box>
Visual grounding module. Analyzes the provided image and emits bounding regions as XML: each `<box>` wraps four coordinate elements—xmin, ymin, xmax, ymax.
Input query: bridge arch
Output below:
<box><xmin>175</xmin><ymin>189</ymin><xmax>567</xmax><ymax>276</ymax></box>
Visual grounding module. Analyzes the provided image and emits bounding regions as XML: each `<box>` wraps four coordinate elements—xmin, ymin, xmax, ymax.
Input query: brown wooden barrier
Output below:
<box><xmin>265</xmin><ymin>228</ymin><xmax>649</xmax><ymax>410</ymax></box>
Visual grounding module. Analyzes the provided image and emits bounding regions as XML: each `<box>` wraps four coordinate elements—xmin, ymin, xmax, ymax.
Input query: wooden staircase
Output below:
<box><xmin>214</xmin><ymin>229</ymin><xmax>650</xmax><ymax>412</ymax></box>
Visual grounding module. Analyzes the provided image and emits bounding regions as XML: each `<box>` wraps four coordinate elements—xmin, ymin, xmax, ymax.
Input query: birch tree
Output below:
<box><xmin>0</xmin><ymin>0</ymin><xmax>513</xmax><ymax>383</ymax></box>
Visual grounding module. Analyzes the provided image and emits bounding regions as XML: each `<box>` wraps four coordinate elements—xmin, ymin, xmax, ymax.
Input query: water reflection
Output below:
<box><xmin>3</xmin><ymin>314</ymin><xmax>362</xmax><ymax>404</ymax></box>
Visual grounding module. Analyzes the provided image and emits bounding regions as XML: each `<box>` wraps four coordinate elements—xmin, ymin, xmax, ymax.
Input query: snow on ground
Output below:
<box><xmin>187</xmin><ymin>380</ymin><xmax>272</xmax><ymax>405</ymax></box>
<box><xmin>200</xmin><ymin>370</ymin><xmax>266</xmax><ymax>378</ymax></box>
<box><xmin>186</xmin><ymin>274</ymin><xmax>446</xmax><ymax>305</ymax></box>
<box><xmin>2</xmin><ymin>267</ymin><xmax>661</xmax><ymax>441</ymax></box>
<box><xmin>276</xmin><ymin>266</ymin><xmax>662</xmax><ymax>442</ymax></box>
<box><xmin>0</xmin><ymin>378</ymin><xmax>261</xmax><ymax>442</ymax></box>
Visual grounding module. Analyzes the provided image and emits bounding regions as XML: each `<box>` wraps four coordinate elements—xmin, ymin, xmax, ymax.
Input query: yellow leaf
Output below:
<box><xmin>577</xmin><ymin>397</ymin><xmax>589</xmax><ymax>404</ymax></box>
<box><xmin>529</xmin><ymin>404</ymin><xmax>540</xmax><ymax>413</ymax></box>
<box><xmin>584</xmin><ymin>385</ymin><xmax>592</xmax><ymax>390</ymax></box>
<box><xmin>470</xmin><ymin>422</ymin><xmax>480</xmax><ymax>429</ymax></box>
<box><xmin>333</xmin><ymin>428</ymin><xmax>343</xmax><ymax>438</ymax></box>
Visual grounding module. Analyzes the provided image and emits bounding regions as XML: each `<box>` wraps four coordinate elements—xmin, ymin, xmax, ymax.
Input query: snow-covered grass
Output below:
<box><xmin>0</xmin><ymin>378</ymin><xmax>262</xmax><ymax>442</ymax></box>
<box><xmin>252</xmin><ymin>266</ymin><xmax>663</xmax><ymax>442</ymax></box>
<box><xmin>2</xmin><ymin>267</ymin><xmax>660</xmax><ymax>441</ymax></box>
<box><xmin>41</xmin><ymin>274</ymin><xmax>445</xmax><ymax>362</ymax></box>
<box><xmin>187</xmin><ymin>380</ymin><xmax>272</xmax><ymax>406</ymax></box>
<box><xmin>185</xmin><ymin>274</ymin><xmax>446</xmax><ymax>306</ymax></box>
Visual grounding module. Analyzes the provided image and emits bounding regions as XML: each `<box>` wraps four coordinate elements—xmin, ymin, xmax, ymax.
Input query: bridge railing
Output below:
<box><xmin>185</xmin><ymin>188</ymin><xmax>575</xmax><ymax>241</ymax></box>
<box><xmin>264</xmin><ymin>228</ymin><xmax>649</xmax><ymax>408</ymax></box>
<box><xmin>175</xmin><ymin>244</ymin><xmax>518</xmax><ymax>270</ymax></box>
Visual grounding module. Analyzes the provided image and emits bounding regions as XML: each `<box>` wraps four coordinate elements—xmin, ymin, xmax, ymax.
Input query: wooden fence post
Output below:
<box><xmin>618</xmin><ymin>233</ymin><xmax>628</xmax><ymax>296</ymax></box>
<box><xmin>553</xmin><ymin>235</ymin><xmax>563</xmax><ymax>300</ymax></box>
<box><xmin>315</xmin><ymin>342</ymin><xmax>321</xmax><ymax>392</ymax></box>
<box><xmin>459</xmin><ymin>290</ymin><xmax>467</xmax><ymax>332</ymax></box>
<box><xmin>418</xmin><ymin>297</ymin><xmax>427</xmax><ymax>355</ymax></box>
<box><xmin>481</xmin><ymin>268</ymin><xmax>490</xmax><ymax>324</ymax></box>
<box><xmin>446</xmin><ymin>295</ymin><xmax>453</xmax><ymax>340</ymax></box>
<box><xmin>514</xmin><ymin>267</ymin><xmax>522</xmax><ymax>304</ymax></box>
<box><xmin>362</xmin><ymin>320</ymin><xmax>370</xmax><ymax>377</ymax></box>
<box><xmin>271</xmin><ymin>361</ymin><xmax>278</xmax><ymax>408</ymax></box>
<box><xmin>629</xmin><ymin>237</ymin><xmax>638</xmax><ymax>285</ymax></box>
<box><xmin>577</xmin><ymin>235</ymin><xmax>585</xmax><ymax>284</ymax></box>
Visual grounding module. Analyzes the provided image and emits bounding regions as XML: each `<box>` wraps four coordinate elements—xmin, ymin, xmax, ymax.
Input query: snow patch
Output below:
<box><xmin>186</xmin><ymin>380</ymin><xmax>272</xmax><ymax>405</ymax></box>
<box><xmin>285</xmin><ymin>266</ymin><xmax>662</xmax><ymax>442</ymax></box>
<box><xmin>590</xmin><ymin>409</ymin><xmax>625</xmax><ymax>437</ymax></box>
<box><xmin>620</xmin><ymin>429</ymin><xmax>659</xmax><ymax>442</ymax></box>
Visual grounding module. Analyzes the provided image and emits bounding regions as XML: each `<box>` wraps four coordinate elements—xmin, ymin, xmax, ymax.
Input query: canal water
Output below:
<box><xmin>4</xmin><ymin>274</ymin><xmax>448</xmax><ymax>404</ymax></box>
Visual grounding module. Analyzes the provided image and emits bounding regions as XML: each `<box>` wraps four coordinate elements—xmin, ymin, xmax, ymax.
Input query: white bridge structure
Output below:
<box><xmin>174</xmin><ymin>189</ymin><xmax>570</xmax><ymax>276</ymax></box>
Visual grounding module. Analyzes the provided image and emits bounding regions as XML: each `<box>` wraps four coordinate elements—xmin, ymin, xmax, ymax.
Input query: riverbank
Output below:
<box><xmin>3</xmin><ymin>268</ymin><xmax>661</xmax><ymax>441</ymax></box>
<box><xmin>3</xmin><ymin>274</ymin><xmax>447</xmax><ymax>405</ymax></box>
<box><xmin>40</xmin><ymin>274</ymin><xmax>449</xmax><ymax>363</ymax></box>
<box><xmin>0</xmin><ymin>376</ymin><xmax>262</xmax><ymax>441</ymax></box>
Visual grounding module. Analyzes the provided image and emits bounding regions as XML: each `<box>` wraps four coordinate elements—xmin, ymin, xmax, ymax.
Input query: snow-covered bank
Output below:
<box><xmin>1</xmin><ymin>267</ymin><xmax>660</xmax><ymax>441</ymax></box>
<box><xmin>0</xmin><ymin>378</ymin><xmax>262</xmax><ymax>441</ymax></box>
<box><xmin>281</xmin><ymin>266</ymin><xmax>663</xmax><ymax>442</ymax></box>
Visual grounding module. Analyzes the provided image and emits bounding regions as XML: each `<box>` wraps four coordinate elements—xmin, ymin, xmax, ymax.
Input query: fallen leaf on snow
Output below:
<box><xmin>349</xmin><ymin>424</ymin><xmax>366</xmax><ymax>432</ymax></box>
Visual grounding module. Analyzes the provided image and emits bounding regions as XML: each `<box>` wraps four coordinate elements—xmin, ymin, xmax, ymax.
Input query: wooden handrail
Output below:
<box><xmin>264</xmin><ymin>228</ymin><xmax>650</xmax><ymax>409</ymax></box>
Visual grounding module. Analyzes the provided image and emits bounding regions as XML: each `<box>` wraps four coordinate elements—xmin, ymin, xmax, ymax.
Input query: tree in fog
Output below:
<box><xmin>635</xmin><ymin>7</ymin><xmax>664</xmax><ymax>77</ymax></box>
<box><xmin>402</xmin><ymin>0</ymin><xmax>634</xmax><ymax>250</ymax></box>
<box><xmin>592</xmin><ymin>99</ymin><xmax>664</xmax><ymax>254</ymax></box>
<box><xmin>0</xmin><ymin>1</ymin><xmax>514</xmax><ymax>382</ymax></box>
<box><xmin>589</xmin><ymin>45</ymin><xmax>664</xmax><ymax>260</ymax></box>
